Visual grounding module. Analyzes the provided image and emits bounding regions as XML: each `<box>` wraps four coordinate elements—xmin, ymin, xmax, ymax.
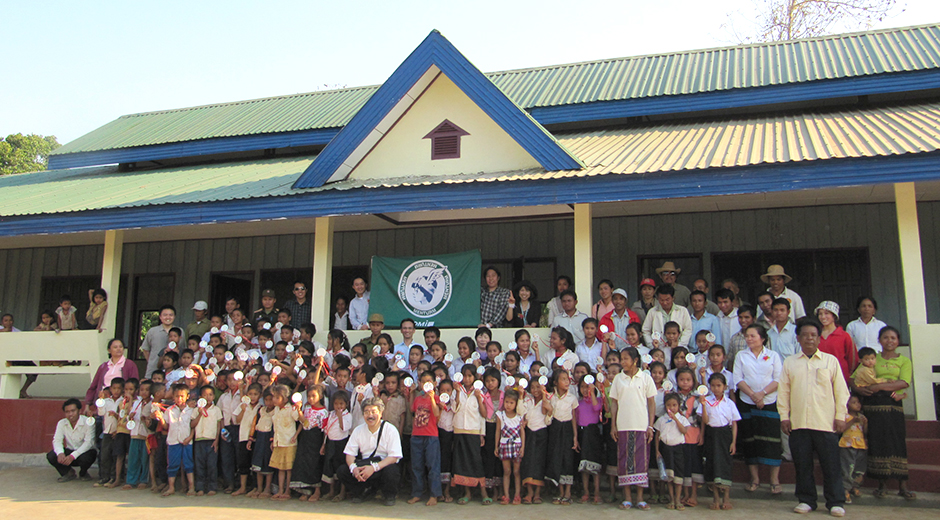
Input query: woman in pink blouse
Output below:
<box><xmin>84</xmin><ymin>338</ymin><xmax>139</xmax><ymax>414</ymax></box>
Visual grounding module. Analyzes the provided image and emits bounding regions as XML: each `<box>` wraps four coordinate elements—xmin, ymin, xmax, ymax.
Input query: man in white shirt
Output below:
<box><xmin>349</xmin><ymin>277</ymin><xmax>371</xmax><ymax>330</ymax></box>
<box><xmin>393</xmin><ymin>319</ymin><xmax>424</xmax><ymax>360</ymax></box>
<box><xmin>47</xmin><ymin>398</ymin><xmax>96</xmax><ymax>482</ymax></box>
<box><xmin>642</xmin><ymin>285</ymin><xmax>693</xmax><ymax>347</ymax></box>
<box><xmin>689</xmin><ymin>290</ymin><xmax>722</xmax><ymax>350</ymax></box>
<box><xmin>339</xmin><ymin>397</ymin><xmax>403</xmax><ymax>506</ymax></box>
<box><xmin>761</xmin><ymin>265</ymin><xmax>806</xmax><ymax>322</ymax></box>
<box><xmin>545</xmin><ymin>275</ymin><xmax>572</xmax><ymax>326</ymax></box>
<box><xmin>551</xmin><ymin>290</ymin><xmax>590</xmax><ymax>344</ymax></box>
<box><xmin>715</xmin><ymin>288</ymin><xmax>741</xmax><ymax>346</ymax></box>
<box><xmin>767</xmin><ymin>298</ymin><xmax>799</xmax><ymax>357</ymax></box>
<box><xmin>845</xmin><ymin>296</ymin><xmax>886</xmax><ymax>352</ymax></box>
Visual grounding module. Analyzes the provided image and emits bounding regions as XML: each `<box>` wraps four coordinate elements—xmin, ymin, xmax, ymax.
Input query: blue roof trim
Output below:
<box><xmin>3</xmin><ymin>152</ymin><xmax>939</xmax><ymax>237</ymax></box>
<box><xmin>531</xmin><ymin>69</ymin><xmax>940</xmax><ymax>125</ymax></box>
<box><xmin>292</xmin><ymin>30</ymin><xmax>583</xmax><ymax>189</ymax></box>
<box><xmin>47</xmin><ymin>128</ymin><xmax>340</xmax><ymax>170</ymax></box>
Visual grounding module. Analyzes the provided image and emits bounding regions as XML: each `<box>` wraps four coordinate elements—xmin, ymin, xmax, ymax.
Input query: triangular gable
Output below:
<box><xmin>292</xmin><ymin>30</ymin><xmax>583</xmax><ymax>189</ymax></box>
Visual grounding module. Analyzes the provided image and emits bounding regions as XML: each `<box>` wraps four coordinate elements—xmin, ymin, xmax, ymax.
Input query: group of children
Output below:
<box><xmin>76</xmin><ymin>310</ymin><xmax>760</xmax><ymax>512</ymax></box>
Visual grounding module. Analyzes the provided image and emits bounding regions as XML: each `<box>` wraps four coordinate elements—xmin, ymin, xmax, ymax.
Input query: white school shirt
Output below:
<box><xmin>53</xmin><ymin>418</ymin><xmax>95</xmax><ymax>457</ymax></box>
<box><xmin>517</xmin><ymin>350</ymin><xmax>538</xmax><ymax>373</ymax></box>
<box><xmin>453</xmin><ymin>386</ymin><xmax>485</xmax><ymax>435</ymax></box>
<box><xmin>523</xmin><ymin>394</ymin><xmax>551</xmax><ymax>430</ymax></box>
<box><xmin>217</xmin><ymin>390</ymin><xmax>242</xmax><ymax>426</ymax></box>
<box><xmin>237</xmin><ymin>402</ymin><xmax>261</xmax><ymax>442</ymax></box>
<box><xmin>550</xmin><ymin>392</ymin><xmax>578</xmax><ymax>422</ymax></box>
<box><xmin>194</xmin><ymin>405</ymin><xmax>223</xmax><ymax>440</ymax></box>
<box><xmin>717</xmin><ymin>308</ymin><xmax>741</xmax><ymax>348</ymax></box>
<box><xmin>846</xmin><ymin>317</ymin><xmax>887</xmax><ymax>352</ymax></box>
<box><xmin>654</xmin><ymin>414</ymin><xmax>690</xmax><ymax>447</ymax></box>
<box><xmin>609</xmin><ymin>370</ymin><xmax>657</xmax><ymax>431</ymax></box>
<box><xmin>165</xmin><ymin>405</ymin><xmax>195</xmax><ymax>445</ymax></box>
<box><xmin>344</xmin><ymin>421</ymin><xmax>403</xmax><ymax>460</ymax></box>
<box><xmin>540</xmin><ymin>348</ymin><xmax>579</xmax><ymax>375</ymax></box>
<box><xmin>703</xmin><ymin>367</ymin><xmax>734</xmax><ymax>399</ymax></box>
<box><xmin>128</xmin><ymin>397</ymin><xmax>151</xmax><ymax>438</ymax></box>
<box><xmin>767</xmin><ymin>287</ymin><xmax>806</xmax><ymax>321</ymax></box>
<box><xmin>768</xmin><ymin>321</ymin><xmax>799</xmax><ymax>358</ymax></box>
<box><xmin>575</xmin><ymin>338</ymin><xmax>604</xmax><ymax>368</ymax></box>
<box><xmin>437</xmin><ymin>393</ymin><xmax>456</xmax><ymax>432</ymax></box>
<box><xmin>326</xmin><ymin>409</ymin><xmax>352</xmax><ymax>440</ymax></box>
<box><xmin>98</xmin><ymin>396</ymin><xmax>120</xmax><ymax>434</ymax></box>
<box><xmin>732</xmin><ymin>346</ymin><xmax>782</xmax><ymax>405</ymax></box>
<box><xmin>350</xmin><ymin>384</ymin><xmax>374</xmax><ymax>430</ymax></box>
<box><xmin>702</xmin><ymin>396</ymin><xmax>741</xmax><ymax>427</ymax></box>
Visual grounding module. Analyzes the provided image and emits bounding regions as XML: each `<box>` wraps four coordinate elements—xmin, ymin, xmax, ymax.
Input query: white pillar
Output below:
<box><xmin>574</xmin><ymin>204</ymin><xmax>593</xmax><ymax>315</ymax></box>
<box><xmin>312</xmin><ymin>217</ymin><xmax>335</xmax><ymax>339</ymax></box>
<box><xmin>894</xmin><ymin>183</ymin><xmax>934</xmax><ymax>419</ymax></box>
<box><xmin>101</xmin><ymin>230</ymin><xmax>124</xmax><ymax>338</ymax></box>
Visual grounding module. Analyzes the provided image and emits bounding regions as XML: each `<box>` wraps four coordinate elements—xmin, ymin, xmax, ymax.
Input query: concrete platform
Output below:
<box><xmin>1</xmin><ymin>466</ymin><xmax>937</xmax><ymax>519</ymax></box>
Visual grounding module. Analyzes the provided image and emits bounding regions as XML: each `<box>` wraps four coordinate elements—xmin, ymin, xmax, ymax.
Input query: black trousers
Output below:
<box><xmin>47</xmin><ymin>448</ymin><xmax>97</xmax><ymax>477</ymax></box>
<box><xmin>337</xmin><ymin>462</ymin><xmax>400</xmax><ymax>500</ymax></box>
<box><xmin>789</xmin><ymin>429</ymin><xmax>844</xmax><ymax>510</ymax></box>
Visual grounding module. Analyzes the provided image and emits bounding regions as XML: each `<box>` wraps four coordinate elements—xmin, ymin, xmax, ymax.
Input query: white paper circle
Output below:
<box><xmin>85</xmin><ymin>416</ymin><xmax>96</xmax><ymax>426</ymax></box>
<box><xmin>248</xmin><ymin>368</ymin><xmax>258</xmax><ymax>377</ymax></box>
<box><xmin>538</xmin><ymin>375</ymin><xmax>548</xmax><ymax>386</ymax></box>
<box><xmin>597</xmin><ymin>372</ymin><xmax>606</xmax><ymax>383</ymax></box>
<box><xmin>642</xmin><ymin>354</ymin><xmax>653</xmax><ymax>364</ymax></box>
<box><xmin>662</xmin><ymin>380</ymin><xmax>674</xmax><ymax>391</ymax></box>
<box><xmin>599</xmin><ymin>324</ymin><xmax>610</xmax><ymax>333</ymax></box>
<box><xmin>264</xmin><ymin>362</ymin><xmax>273</xmax><ymax>372</ymax></box>
<box><xmin>206</xmin><ymin>373</ymin><xmax>216</xmax><ymax>383</ymax></box>
<box><xmin>272</xmin><ymin>366</ymin><xmax>282</xmax><ymax>376</ymax></box>
<box><xmin>705</xmin><ymin>332</ymin><xmax>716</xmax><ymax>343</ymax></box>
<box><xmin>371</xmin><ymin>377</ymin><xmax>380</xmax><ymax>386</ymax></box>
<box><xmin>151</xmin><ymin>403</ymin><xmax>161</xmax><ymax>413</ymax></box>
<box><xmin>291</xmin><ymin>393</ymin><xmax>302</xmax><ymax>403</ymax></box>
<box><xmin>208</xmin><ymin>357</ymin><xmax>217</xmax><ymax>366</ymax></box>
<box><xmin>199</xmin><ymin>340</ymin><xmax>208</xmax><ymax>349</ymax></box>
<box><xmin>220</xmin><ymin>325</ymin><xmax>228</xmax><ymax>332</ymax></box>
<box><xmin>232</xmin><ymin>371</ymin><xmax>244</xmax><ymax>380</ymax></box>
<box><xmin>356</xmin><ymin>384</ymin><xmax>366</xmax><ymax>394</ymax></box>
<box><xmin>286</xmin><ymin>344</ymin><xmax>294</xmax><ymax>353</ymax></box>
<box><xmin>295</xmin><ymin>357</ymin><xmax>303</xmax><ymax>366</ymax></box>
<box><xmin>376</xmin><ymin>372</ymin><xmax>385</xmax><ymax>382</ymax></box>
<box><xmin>518</xmin><ymin>378</ymin><xmax>528</xmax><ymax>389</ymax></box>
<box><xmin>476</xmin><ymin>365</ymin><xmax>485</xmax><ymax>375</ymax></box>
<box><xmin>443</xmin><ymin>353</ymin><xmax>453</xmax><ymax>362</ymax></box>
<box><xmin>396</xmin><ymin>360</ymin><xmax>407</xmax><ymax>369</ymax></box>
<box><xmin>373</xmin><ymin>345</ymin><xmax>381</xmax><ymax>355</ymax></box>
<box><xmin>241</xmin><ymin>396</ymin><xmax>251</xmax><ymax>405</ymax></box>
<box><xmin>538</xmin><ymin>366</ymin><xmax>549</xmax><ymax>377</ymax></box>
<box><xmin>95</xmin><ymin>398</ymin><xmax>105</xmax><ymax>408</ymax></box>
<box><xmin>126</xmin><ymin>420</ymin><xmax>136</xmax><ymax>431</ymax></box>
<box><xmin>167</xmin><ymin>341</ymin><xmax>177</xmax><ymax>350</ymax></box>
<box><xmin>299</xmin><ymin>370</ymin><xmax>307</xmax><ymax>380</ymax></box>
<box><xmin>439</xmin><ymin>393</ymin><xmax>450</xmax><ymax>403</ymax></box>
<box><xmin>470</xmin><ymin>351</ymin><xmax>480</xmax><ymax>361</ymax></box>
<box><xmin>584</xmin><ymin>374</ymin><xmax>595</xmax><ymax>385</ymax></box>
<box><xmin>351</xmin><ymin>358</ymin><xmax>360</xmax><ymax>368</ymax></box>
<box><xmin>316</xmin><ymin>347</ymin><xmax>327</xmax><ymax>358</ymax></box>
<box><xmin>423</xmin><ymin>381</ymin><xmax>434</xmax><ymax>392</ymax></box>
<box><xmin>697</xmin><ymin>385</ymin><xmax>708</xmax><ymax>396</ymax></box>
<box><xmin>224</xmin><ymin>352</ymin><xmax>234</xmax><ymax>361</ymax></box>
<box><xmin>698</xmin><ymin>356</ymin><xmax>709</xmax><ymax>368</ymax></box>
<box><xmin>238</xmin><ymin>351</ymin><xmax>248</xmax><ymax>362</ymax></box>
<box><xmin>184</xmin><ymin>369</ymin><xmax>195</xmax><ymax>379</ymax></box>
<box><xmin>507</xmin><ymin>341</ymin><xmax>517</xmax><ymax>351</ymax></box>
<box><xmin>403</xmin><ymin>377</ymin><xmax>414</xmax><ymax>388</ymax></box>
<box><xmin>249</xmin><ymin>350</ymin><xmax>261</xmax><ymax>360</ymax></box>
<box><xmin>395</xmin><ymin>353</ymin><xmax>403</xmax><ymax>361</ymax></box>
<box><xmin>685</xmin><ymin>353</ymin><xmax>696</xmax><ymax>364</ymax></box>
<box><xmin>210</xmin><ymin>327</ymin><xmax>219</xmax><ymax>334</ymax></box>
<box><xmin>473</xmin><ymin>380</ymin><xmax>484</xmax><ymax>391</ymax></box>
<box><xmin>453</xmin><ymin>373</ymin><xmax>464</xmax><ymax>383</ymax></box>
<box><xmin>119</xmin><ymin>409</ymin><xmax>126</xmax><ymax>418</ymax></box>
<box><xmin>197</xmin><ymin>398</ymin><xmax>207</xmax><ymax>408</ymax></box>
<box><xmin>494</xmin><ymin>354</ymin><xmax>505</xmax><ymax>364</ymax></box>
<box><xmin>203</xmin><ymin>344</ymin><xmax>213</xmax><ymax>352</ymax></box>
<box><xmin>265</xmin><ymin>340</ymin><xmax>274</xmax><ymax>349</ymax></box>
<box><xmin>506</xmin><ymin>376</ymin><xmax>516</xmax><ymax>387</ymax></box>
<box><xmin>234</xmin><ymin>336</ymin><xmax>243</xmax><ymax>344</ymax></box>
<box><xmin>263</xmin><ymin>323</ymin><xmax>271</xmax><ymax>330</ymax></box>
<box><xmin>562</xmin><ymin>359</ymin><xmax>574</xmax><ymax>371</ymax></box>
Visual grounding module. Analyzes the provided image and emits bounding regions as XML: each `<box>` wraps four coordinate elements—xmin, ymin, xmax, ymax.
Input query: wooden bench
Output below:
<box><xmin>0</xmin><ymin>330</ymin><xmax>108</xmax><ymax>399</ymax></box>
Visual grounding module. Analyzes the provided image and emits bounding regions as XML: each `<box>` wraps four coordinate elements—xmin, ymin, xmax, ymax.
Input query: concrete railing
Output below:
<box><xmin>339</xmin><ymin>327</ymin><xmax>554</xmax><ymax>355</ymax></box>
<box><xmin>0</xmin><ymin>330</ymin><xmax>108</xmax><ymax>399</ymax></box>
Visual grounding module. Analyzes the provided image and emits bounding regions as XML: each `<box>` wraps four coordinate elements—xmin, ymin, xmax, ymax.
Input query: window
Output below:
<box><xmin>210</xmin><ymin>272</ymin><xmax>253</xmax><ymax>317</ymax></box>
<box><xmin>637</xmin><ymin>254</ymin><xmax>704</xmax><ymax>291</ymax></box>
<box><xmin>131</xmin><ymin>273</ymin><xmax>175</xmax><ymax>360</ymax></box>
<box><xmin>424</xmin><ymin>119</ymin><xmax>469</xmax><ymax>160</ymax></box>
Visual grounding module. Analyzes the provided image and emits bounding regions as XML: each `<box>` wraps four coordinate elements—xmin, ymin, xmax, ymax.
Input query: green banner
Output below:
<box><xmin>370</xmin><ymin>250</ymin><xmax>482</xmax><ymax>328</ymax></box>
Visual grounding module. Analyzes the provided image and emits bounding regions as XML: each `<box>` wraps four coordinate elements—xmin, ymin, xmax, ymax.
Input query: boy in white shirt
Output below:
<box><xmin>154</xmin><ymin>384</ymin><xmax>197</xmax><ymax>497</ymax></box>
<box><xmin>192</xmin><ymin>385</ymin><xmax>224</xmax><ymax>495</ymax></box>
<box><xmin>95</xmin><ymin>378</ymin><xmax>124</xmax><ymax>487</ymax></box>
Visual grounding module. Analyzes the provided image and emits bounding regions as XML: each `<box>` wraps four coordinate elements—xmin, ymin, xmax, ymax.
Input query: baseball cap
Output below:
<box><xmin>639</xmin><ymin>278</ymin><xmax>656</xmax><ymax>288</ymax></box>
<box><xmin>192</xmin><ymin>301</ymin><xmax>208</xmax><ymax>311</ymax></box>
<box><xmin>612</xmin><ymin>288</ymin><xmax>628</xmax><ymax>300</ymax></box>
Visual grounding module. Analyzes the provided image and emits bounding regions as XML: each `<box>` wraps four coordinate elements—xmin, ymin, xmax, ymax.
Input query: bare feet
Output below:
<box><xmin>309</xmin><ymin>490</ymin><xmax>321</xmax><ymax>502</ymax></box>
<box><xmin>136</xmin><ymin>483</ymin><xmax>148</xmax><ymax>490</ymax></box>
<box><xmin>426</xmin><ymin>497</ymin><xmax>438</xmax><ymax>506</ymax></box>
<box><xmin>331</xmin><ymin>492</ymin><xmax>345</xmax><ymax>502</ymax></box>
<box><xmin>121</xmin><ymin>484</ymin><xmax>133</xmax><ymax>490</ymax></box>
<box><xmin>721</xmin><ymin>502</ymin><xmax>733</xmax><ymax>510</ymax></box>
<box><xmin>259</xmin><ymin>491</ymin><xmax>272</xmax><ymax>499</ymax></box>
<box><xmin>207</xmin><ymin>491</ymin><xmax>216</xmax><ymax>496</ymax></box>
<box><xmin>161</xmin><ymin>489</ymin><xmax>175</xmax><ymax>497</ymax></box>
<box><xmin>231</xmin><ymin>488</ymin><xmax>247</xmax><ymax>496</ymax></box>
<box><xmin>299</xmin><ymin>494</ymin><xmax>309</xmax><ymax>501</ymax></box>
<box><xmin>246</xmin><ymin>490</ymin><xmax>259</xmax><ymax>498</ymax></box>
<box><xmin>196</xmin><ymin>491</ymin><xmax>204</xmax><ymax>496</ymax></box>
<box><xmin>407</xmin><ymin>497</ymin><xmax>422</xmax><ymax>504</ymax></box>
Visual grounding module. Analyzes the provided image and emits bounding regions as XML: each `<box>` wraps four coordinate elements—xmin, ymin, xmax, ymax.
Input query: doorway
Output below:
<box><xmin>210</xmin><ymin>272</ymin><xmax>253</xmax><ymax>317</ymax></box>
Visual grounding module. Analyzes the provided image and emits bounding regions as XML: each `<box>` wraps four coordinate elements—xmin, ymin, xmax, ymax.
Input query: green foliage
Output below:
<box><xmin>139</xmin><ymin>311</ymin><xmax>158</xmax><ymax>344</ymax></box>
<box><xmin>0</xmin><ymin>133</ymin><xmax>61</xmax><ymax>175</ymax></box>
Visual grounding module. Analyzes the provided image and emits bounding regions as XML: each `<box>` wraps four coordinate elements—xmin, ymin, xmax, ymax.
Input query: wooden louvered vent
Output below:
<box><xmin>423</xmin><ymin>119</ymin><xmax>469</xmax><ymax>160</ymax></box>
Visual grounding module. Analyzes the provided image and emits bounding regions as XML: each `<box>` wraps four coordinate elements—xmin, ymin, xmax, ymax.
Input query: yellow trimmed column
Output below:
<box><xmin>574</xmin><ymin>204</ymin><xmax>594</xmax><ymax>315</ymax></box>
<box><xmin>312</xmin><ymin>217</ymin><xmax>335</xmax><ymax>338</ymax></box>
<box><xmin>894</xmin><ymin>182</ymin><xmax>934</xmax><ymax>419</ymax></box>
<box><xmin>100</xmin><ymin>230</ymin><xmax>124</xmax><ymax>338</ymax></box>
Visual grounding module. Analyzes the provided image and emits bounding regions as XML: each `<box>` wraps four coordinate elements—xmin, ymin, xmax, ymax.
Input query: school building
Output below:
<box><xmin>2</xmin><ymin>26</ymin><xmax>940</xmax><ymax>423</ymax></box>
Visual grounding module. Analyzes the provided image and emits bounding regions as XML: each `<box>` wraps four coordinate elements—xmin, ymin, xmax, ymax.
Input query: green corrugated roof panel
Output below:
<box><xmin>50</xmin><ymin>24</ymin><xmax>940</xmax><ymax>157</ymax></box>
<box><xmin>12</xmin><ymin>100</ymin><xmax>940</xmax><ymax>217</ymax></box>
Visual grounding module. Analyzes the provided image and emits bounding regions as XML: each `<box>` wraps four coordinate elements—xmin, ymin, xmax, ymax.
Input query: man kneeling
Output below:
<box><xmin>338</xmin><ymin>397</ymin><xmax>402</xmax><ymax>505</ymax></box>
<box><xmin>48</xmin><ymin>398</ymin><xmax>97</xmax><ymax>482</ymax></box>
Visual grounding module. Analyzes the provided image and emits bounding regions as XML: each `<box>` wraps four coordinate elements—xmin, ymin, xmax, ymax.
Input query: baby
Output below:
<box><xmin>852</xmin><ymin>347</ymin><xmax>885</xmax><ymax>387</ymax></box>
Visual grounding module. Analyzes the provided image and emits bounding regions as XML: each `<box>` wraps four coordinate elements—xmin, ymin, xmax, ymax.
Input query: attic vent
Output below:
<box><xmin>423</xmin><ymin>119</ymin><xmax>469</xmax><ymax>160</ymax></box>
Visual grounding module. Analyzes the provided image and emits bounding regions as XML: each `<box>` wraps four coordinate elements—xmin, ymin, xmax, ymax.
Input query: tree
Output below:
<box><xmin>0</xmin><ymin>133</ymin><xmax>61</xmax><ymax>175</ymax></box>
<box><xmin>725</xmin><ymin>0</ymin><xmax>901</xmax><ymax>43</ymax></box>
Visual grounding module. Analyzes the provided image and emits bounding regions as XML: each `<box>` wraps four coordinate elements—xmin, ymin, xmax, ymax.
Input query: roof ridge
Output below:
<box><xmin>486</xmin><ymin>23</ymin><xmax>940</xmax><ymax>77</ymax></box>
<box><xmin>115</xmin><ymin>23</ymin><xmax>940</xmax><ymax>121</ymax></box>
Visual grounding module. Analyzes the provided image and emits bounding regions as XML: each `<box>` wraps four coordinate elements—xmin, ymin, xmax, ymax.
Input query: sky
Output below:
<box><xmin>2</xmin><ymin>0</ymin><xmax>938</xmax><ymax>145</ymax></box>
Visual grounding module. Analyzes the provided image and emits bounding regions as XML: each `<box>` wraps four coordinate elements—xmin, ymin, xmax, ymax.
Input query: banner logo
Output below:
<box><xmin>397</xmin><ymin>260</ymin><xmax>452</xmax><ymax>317</ymax></box>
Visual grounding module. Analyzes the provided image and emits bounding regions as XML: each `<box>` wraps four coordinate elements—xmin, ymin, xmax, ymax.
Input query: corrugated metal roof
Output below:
<box><xmin>8</xmin><ymin>101</ymin><xmax>940</xmax><ymax>217</ymax></box>
<box><xmin>53</xmin><ymin>24</ymin><xmax>940</xmax><ymax>156</ymax></box>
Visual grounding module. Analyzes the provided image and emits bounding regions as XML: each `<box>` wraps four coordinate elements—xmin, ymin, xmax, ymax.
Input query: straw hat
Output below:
<box><xmin>760</xmin><ymin>264</ymin><xmax>792</xmax><ymax>284</ymax></box>
<box><xmin>655</xmin><ymin>261</ymin><xmax>681</xmax><ymax>274</ymax></box>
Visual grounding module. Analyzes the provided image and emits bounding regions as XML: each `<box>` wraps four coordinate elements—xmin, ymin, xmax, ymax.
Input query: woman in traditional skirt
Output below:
<box><xmin>732</xmin><ymin>324</ymin><xmax>783</xmax><ymax>495</ymax></box>
<box><xmin>480</xmin><ymin>367</ymin><xmax>504</xmax><ymax>494</ymax></box>
<box><xmin>545</xmin><ymin>370</ymin><xmax>578</xmax><ymax>504</ymax></box>
<box><xmin>576</xmin><ymin>377</ymin><xmax>604</xmax><ymax>503</ymax></box>
<box><xmin>291</xmin><ymin>386</ymin><xmax>327</xmax><ymax>501</ymax></box>
<box><xmin>701</xmin><ymin>373</ymin><xmax>740</xmax><ymax>510</ymax></box>
<box><xmin>452</xmin><ymin>365</ymin><xmax>489</xmax><ymax>504</ymax></box>
<box><xmin>608</xmin><ymin>346</ymin><xmax>657</xmax><ymax>511</ymax></box>
<box><xmin>851</xmin><ymin>325</ymin><xmax>916</xmax><ymax>500</ymax></box>
<box><xmin>521</xmin><ymin>376</ymin><xmax>551</xmax><ymax>504</ymax></box>
<box><xmin>321</xmin><ymin>390</ymin><xmax>351</xmax><ymax>501</ymax></box>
